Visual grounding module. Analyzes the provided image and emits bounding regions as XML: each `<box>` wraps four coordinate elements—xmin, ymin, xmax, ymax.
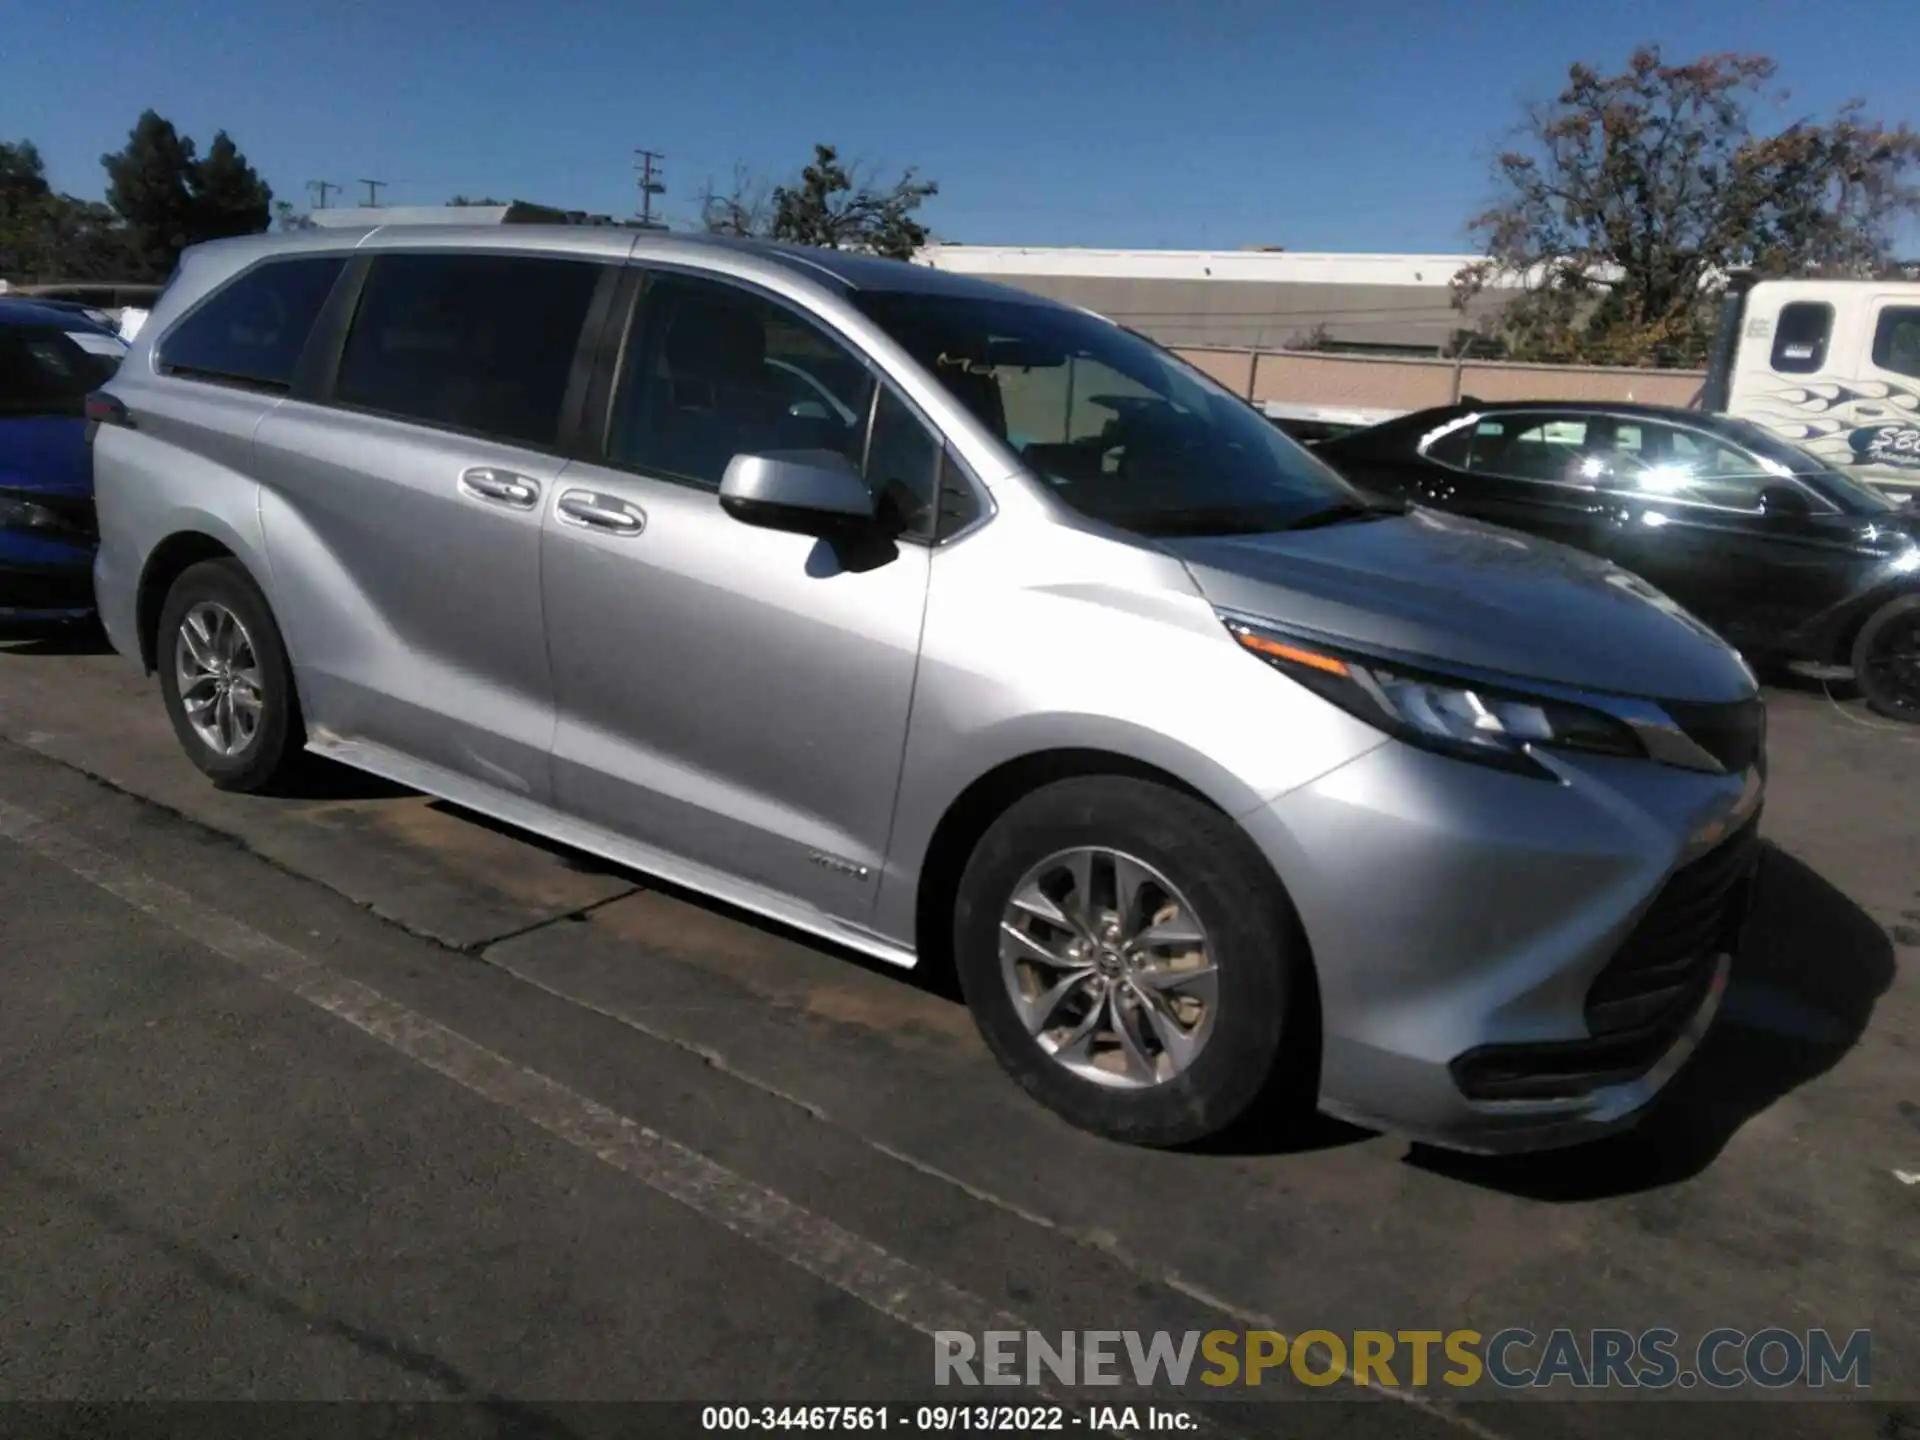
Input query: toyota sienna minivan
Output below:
<box><xmin>89</xmin><ymin>228</ymin><xmax>1767</xmax><ymax>1152</ymax></box>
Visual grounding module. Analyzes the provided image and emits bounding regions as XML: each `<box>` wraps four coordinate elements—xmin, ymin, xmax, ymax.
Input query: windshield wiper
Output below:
<box><xmin>1281</xmin><ymin>496</ymin><xmax>1410</xmax><ymax>530</ymax></box>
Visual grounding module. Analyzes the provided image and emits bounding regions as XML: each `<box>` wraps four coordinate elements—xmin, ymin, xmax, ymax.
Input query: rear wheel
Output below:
<box><xmin>952</xmin><ymin>775</ymin><xmax>1313</xmax><ymax>1147</ymax></box>
<box><xmin>156</xmin><ymin>558</ymin><xmax>306</xmax><ymax>791</ymax></box>
<box><xmin>1851</xmin><ymin>595</ymin><xmax>1920</xmax><ymax>724</ymax></box>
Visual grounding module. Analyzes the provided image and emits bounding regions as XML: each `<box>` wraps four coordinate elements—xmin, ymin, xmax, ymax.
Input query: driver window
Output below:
<box><xmin>1602</xmin><ymin>421</ymin><xmax>1777</xmax><ymax>511</ymax></box>
<box><xmin>609</xmin><ymin>275</ymin><xmax>877</xmax><ymax>491</ymax></box>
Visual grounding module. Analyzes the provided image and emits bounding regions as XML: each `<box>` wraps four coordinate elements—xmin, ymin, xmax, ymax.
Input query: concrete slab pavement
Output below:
<box><xmin>0</xmin><ymin>625</ymin><xmax>1914</xmax><ymax>1429</ymax></box>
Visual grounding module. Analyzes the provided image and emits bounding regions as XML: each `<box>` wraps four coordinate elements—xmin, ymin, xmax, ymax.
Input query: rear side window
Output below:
<box><xmin>1769</xmin><ymin>302</ymin><xmax>1833</xmax><ymax>374</ymax></box>
<box><xmin>335</xmin><ymin>253</ymin><xmax>602</xmax><ymax>450</ymax></box>
<box><xmin>158</xmin><ymin>256</ymin><xmax>345</xmax><ymax>393</ymax></box>
<box><xmin>1871</xmin><ymin>306</ymin><xmax>1920</xmax><ymax>379</ymax></box>
<box><xmin>1460</xmin><ymin>414</ymin><xmax>1595</xmax><ymax>484</ymax></box>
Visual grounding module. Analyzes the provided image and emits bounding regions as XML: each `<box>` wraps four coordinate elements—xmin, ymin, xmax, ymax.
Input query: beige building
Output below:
<box><xmin>915</xmin><ymin>244</ymin><xmax>1520</xmax><ymax>355</ymax></box>
<box><xmin>916</xmin><ymin>243</ymin><xmax>1705</xmax><ymax>424</ymax></box>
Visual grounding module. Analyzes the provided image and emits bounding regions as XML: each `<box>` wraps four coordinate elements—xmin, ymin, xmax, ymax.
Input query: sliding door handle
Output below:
<box><xmin>459</xmin><ymin>467</ymin><xmax>540</xmax><ymax>509</ymax></box>
<box><xmin>556</xmin><ymin>489</ymin><xmax>646</xmax><ymax>535</ymax></box>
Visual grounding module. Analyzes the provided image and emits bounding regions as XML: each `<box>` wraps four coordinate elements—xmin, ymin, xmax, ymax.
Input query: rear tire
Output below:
<box><xmin>1851</xmin><ymin>594</ymin><xmax>1920</xmax><ymax>724</ymax></box>
<box><xmin>156</xmin><ymin>559</ymin><xmax>306</xmax><ymax>792</ymax></box>
<box><xmin>952</xmin><ymin>775</ymin><xmax>1313</xmax><ymax>1147</ymax></box>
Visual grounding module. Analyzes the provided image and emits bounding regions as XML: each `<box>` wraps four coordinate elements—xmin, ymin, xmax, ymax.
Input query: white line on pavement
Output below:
<box><xmin>0</xmin><ymin>792</ymin><xmax>1502</xmax><ymax>1440</ymax></box>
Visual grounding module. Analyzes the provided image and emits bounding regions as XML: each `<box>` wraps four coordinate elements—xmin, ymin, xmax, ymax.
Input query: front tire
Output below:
<box><xmin>952</xmin><ymin>776</ymin><xmax>1313</xmax><ymax>1147</ymax></box>
<box><xmin>1851</xmin><ymin>594</ymin><xmax>1920</xmax><ymax>724</ymax></box>
<box><xmin>156</xmin><ymin>558</ymin><xmax>306</xmax><ymax>792</ymax></box>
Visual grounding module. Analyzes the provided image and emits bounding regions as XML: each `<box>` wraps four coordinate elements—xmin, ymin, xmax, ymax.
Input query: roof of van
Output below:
<box><xmin>181</xmin><ymin>226</ymin><xmax>1059</xmax><ymax>306</ymax></box>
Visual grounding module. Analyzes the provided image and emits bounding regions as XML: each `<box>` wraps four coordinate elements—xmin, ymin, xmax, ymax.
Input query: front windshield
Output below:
<box><xmin>851</xmin><ymin>290</ymin><xmax>1362</xmax><ymax>536</ymax></box>
<box><xmin>1718</xmin><ymin>417</ymin><xmax>1901</xmax><ymax>512</ymax></box>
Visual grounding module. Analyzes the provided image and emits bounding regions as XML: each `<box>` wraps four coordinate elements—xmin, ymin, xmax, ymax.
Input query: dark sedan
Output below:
<box><xmin>1316</xmin><ymin>401</ymin><xmax>1920</xmax><ymax>721</ymax></box>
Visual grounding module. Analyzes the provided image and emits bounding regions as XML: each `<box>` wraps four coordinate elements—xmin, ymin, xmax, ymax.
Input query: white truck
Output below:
<box><xmin>1702</xmin><ymin>276</ymin><xmax>1920</xmax><ymax>497</ymax></box>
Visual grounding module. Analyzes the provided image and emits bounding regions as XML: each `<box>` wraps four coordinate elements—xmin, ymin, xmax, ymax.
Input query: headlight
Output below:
<box><xmin>1223</xmin><ymin>617</ymin><xmax>1644</xmax><ymax>778</ymax></box>
<box><xmin>0</xmin><ymin>496</ymin><xmax>61</xmax><ymax>530</ymax></box>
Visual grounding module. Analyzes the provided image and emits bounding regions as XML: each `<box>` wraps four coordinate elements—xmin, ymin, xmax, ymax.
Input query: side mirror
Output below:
<box><xmin>718</xmin><ymin>450</ymin><xmax>876</xmax><ymax>536</ymax></box>
<box><xmin>1758</xmin><ymin>483</ymin><xmax>1813</xmax><ymax>517</ymax></box>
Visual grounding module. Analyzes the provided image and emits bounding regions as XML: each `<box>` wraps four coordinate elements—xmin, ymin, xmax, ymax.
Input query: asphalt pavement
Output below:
<box><xmin>0</xmin><ymin>621</ymin><xmax>1915</xmax><ymax>1437</ymax></box>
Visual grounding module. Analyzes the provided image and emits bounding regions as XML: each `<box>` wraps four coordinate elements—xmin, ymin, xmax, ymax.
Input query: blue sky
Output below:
<box><xmin>6</xmin><ymin>0</ymin><xmax>1916</xmax><ymax>251</ymax></box>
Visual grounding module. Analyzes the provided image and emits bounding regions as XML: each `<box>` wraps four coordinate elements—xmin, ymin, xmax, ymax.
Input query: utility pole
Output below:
<box><xmin>633</xmin><ymin>149</ymin><xmax>665</xmax><ymax>229</ymax></box>
<box><xmin>307</xmin><ymin>180</ymin><xmax>340</xmax><ymax>209</ymax></box>
<box><xmin>357</xmin><ymin>179</ymin><xmax>387</xmax><ymax>207</ymax></box>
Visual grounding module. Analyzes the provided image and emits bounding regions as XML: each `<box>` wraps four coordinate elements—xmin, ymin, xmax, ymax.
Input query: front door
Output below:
<box><xmin>256</xmin><ymin>250</ymin><xmax>608</xmax><ymax>796</ymax></box>
<box><xmin>1591</xmin><ymin>416</ymin><xmax>1871</xmax><ymax>653</ymax></box>
<box><xmin>540</xmin><ymin>269</ymin><xmax>940</xmax><ymax>920</ymax></box>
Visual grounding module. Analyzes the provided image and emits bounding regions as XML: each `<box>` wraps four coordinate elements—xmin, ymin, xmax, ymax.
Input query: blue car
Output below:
<box><xmin>0</xmin><ymin>298</ymin><xmax>128</xmax><ymax>619</ymax></box>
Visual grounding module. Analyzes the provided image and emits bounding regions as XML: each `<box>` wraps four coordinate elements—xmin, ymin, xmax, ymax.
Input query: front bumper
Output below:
<box><xmin>1245</xmin><ymin>739</ymin><xmax>1763</xmax><ymax>1154</ymax></box>
<box><xmin>0</xmin><ymin>560</ymin><xmax>96</xmax><ymax>619</ymax></box>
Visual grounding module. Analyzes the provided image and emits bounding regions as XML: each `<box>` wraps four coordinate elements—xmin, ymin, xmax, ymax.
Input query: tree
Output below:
<box><xmin>447</xmin><ymin>195</ymin><xmax>508</xmax><ymax>206</ymax></box>
<box><xmin>272</xmin><ymin>199</ymin><xmax>314</xmax><ymax>233</ymax></box>
<box><xmin>101</xmin><ymin>110</ymin><xmax>273</xmax><ymax>280</ymax></box>
<box><xmin>0</xmin><ymin>140</ymin><xmax>53</xmax><ymax>277</ymax></box>
<box><xmin>102</xmin><ymin>111</ymin><xmax>200</xmax><ymax>279</ymax></box>
<box><xmin>192</xmin><ymin>131</ymin><xmax>271</xmax><ymax>240</ymax></box>
<box><xmin>699</xmin><ymin>144</ymin><xmax>937</xmax><ymax>260</ymax></box>
<box><xmin>695</xmin><ymin>166</ymin><xmax>771</xmax><ymax>238</ymax></box>
<box><xmin>0</xmin><ymin>139</ymin><xmax>134</xmax><ymax>282</ymax></box>
<box><xmin>1455</xmin><ymin>48</ymin><xmax>1920</xmax><ymax>365</ymax></box>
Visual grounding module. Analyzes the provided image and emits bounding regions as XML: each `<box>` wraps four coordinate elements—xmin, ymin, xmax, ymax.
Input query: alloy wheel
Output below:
<box><xmin>997</xmin><ymin>846</ymin><xmax>1218</xmax><ymax>1089</ymax></box>
<box><xmin>1863</xmin><ymin>611</ymin><xmax>1920</xmax><ymax>720</ymax></box>
<box><xmin>174</xmin><ymin>600</ymin><xmax>266</xmax><ymax>757</ymax></box>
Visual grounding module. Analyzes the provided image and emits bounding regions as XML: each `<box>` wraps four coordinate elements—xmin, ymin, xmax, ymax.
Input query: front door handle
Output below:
<box><xmin>556</xmin><ymin>489</ymin><xmax>646</xmax><ymax>535</ymax></box>
<box><xmin>459</xmin><ymin>467</ymin><xmax>540</xmax><ymax>509</ymax></box>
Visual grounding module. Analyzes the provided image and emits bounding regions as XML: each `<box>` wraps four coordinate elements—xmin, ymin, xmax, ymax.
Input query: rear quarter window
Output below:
<box><xmin>157</xmin><ymin>256</ymin><xmax>346</xmax><ymax>393</ymax></box>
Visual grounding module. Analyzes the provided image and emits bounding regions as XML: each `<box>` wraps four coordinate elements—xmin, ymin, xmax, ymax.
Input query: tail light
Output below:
<box><xmin>84</xmin><ymin>392</ymin><xmax>133</xmax><ymax>445</ymax></box>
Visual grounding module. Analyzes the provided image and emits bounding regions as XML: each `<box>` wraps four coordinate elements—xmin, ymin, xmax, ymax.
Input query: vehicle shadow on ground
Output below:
<box><xmin>1409</xmin><ymin>841</ymin><xmax>1897</xmax><ymax>1200</ymax></box>
<box><xmin>0</xmin><ymin>616</ymin><xmax>116</xmax><ymax>656</ymax></box>
<box><xmin>272</xmin><ymin>756</ymin><xmax>417</xmax><ymax>802</ymax></box>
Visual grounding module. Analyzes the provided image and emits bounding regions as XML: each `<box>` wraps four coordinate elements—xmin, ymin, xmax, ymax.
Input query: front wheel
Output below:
<box><xmin>1851</xmin><ymin>594</ymin><xmax>1920</xmax><ymax>724</ymax></box>
<box><xmin>156</xmin><ymin>558</ymin><xmax>307</xmax><ymax>792</ymax></box>
<box><xmin>952</xmin><ymin>776</ymin><xmax>1314</xmax><ymax>1147</ymax></box>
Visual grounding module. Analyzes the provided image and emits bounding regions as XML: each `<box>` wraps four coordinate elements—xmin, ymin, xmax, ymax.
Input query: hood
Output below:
<box><xmin>1160</xmin><ymin>506</ymin><xmax>1756</xmax><ymax>704</ymax></box>
<box><xmin>0</xmin><ymin>415</ymin><xmax>91</xmax><ymax>496</ymax></box>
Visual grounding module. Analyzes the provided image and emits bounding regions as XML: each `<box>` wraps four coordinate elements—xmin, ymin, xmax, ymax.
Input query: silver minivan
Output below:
<box><xmin>89</xmin><ymin>228</ymin><xmax>1767</xmax><ymax>1152</ymax></box>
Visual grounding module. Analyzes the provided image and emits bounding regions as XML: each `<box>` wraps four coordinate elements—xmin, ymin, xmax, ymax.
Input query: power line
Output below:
<box><xmin>633</xmin><ymin>149</ymin><xmax>666</xmax><ymax>229</ymax></box>
<box><xmin>307</xmin><ymin>180</ymin><xmax>341</xmax><ymax>210</ymax></box>
<box><xmin>357</xmin><ymin>179</ymin><xmax>387</xmax><ymax>207</ymax></box>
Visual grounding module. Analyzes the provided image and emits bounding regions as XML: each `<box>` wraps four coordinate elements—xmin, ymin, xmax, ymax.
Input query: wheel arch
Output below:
<box><xmin>134</xmin><ymin>529</ymin><xmax>256</xmax><ymax>673</ymax></box>
<box><xmin>910</xmin><ymin>746</ymin><xmax>1326</xmax><ymax>1122</ymax></box>
<box><xmin>908</xmin><ymin>745</ymin><xmax>1311</xmax><ymax>995</ymax></box>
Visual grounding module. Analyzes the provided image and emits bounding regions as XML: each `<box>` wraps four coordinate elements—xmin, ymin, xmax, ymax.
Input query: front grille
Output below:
<box><xmin>1451</xmin><ymin>816</ymin><xmax>1760</xmax><ymax>1103</ymax></box>
<box><xmin>1662</xmin><ymin>697</ymin><xmax>1767</xmax><ymax>774</ymax></box>
<box><xmin>1585</xmin><ymin>813</ymin><xmax>1760</xmax><ymax>1037</ymax></box>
